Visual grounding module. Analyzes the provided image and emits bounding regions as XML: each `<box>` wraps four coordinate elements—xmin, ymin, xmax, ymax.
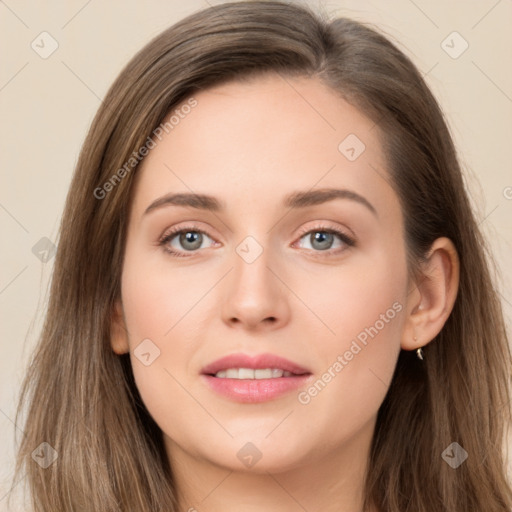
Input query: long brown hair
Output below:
<box><xmin>10</xmin><ymin>1</ymin><xmax>512</xmax><ymax>510</ymax></box>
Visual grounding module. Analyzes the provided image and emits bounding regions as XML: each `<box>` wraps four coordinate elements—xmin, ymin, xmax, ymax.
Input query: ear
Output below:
<box><xmin>401</xmin><ymin>237</ymin><xmax>460</xmax><ymax>351</ymax></box>
<box><xmin>110</xmin><ymin>299</ymin><xmax>130</xmax><ymax>355</ymax></box>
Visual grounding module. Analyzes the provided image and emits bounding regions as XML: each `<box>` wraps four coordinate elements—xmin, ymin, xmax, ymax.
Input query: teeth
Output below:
<box><xmin>255</xmin><ymin>369</ymin><xmax>273</xmax><ymax>379</ymax></box>
<box><xmin>213</xmin><ymin>368</ymin><xmax>295</xmax><ymax>379</ymax></box>
<box><xmin>238</xmin><ymin>368</ymin><xmax>254</xmax><ymax>379</ymax></box>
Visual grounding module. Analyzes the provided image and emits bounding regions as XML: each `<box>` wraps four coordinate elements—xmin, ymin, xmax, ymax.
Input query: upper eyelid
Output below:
<box><xmin>159</xmin><ymin>223</ymin><xmax>214</xmax><ymax>241</ymax></box>
<box><xmin>160</xmin><ymin>221</ymin><xmax>350</xmax><ymax>238</ymax></box>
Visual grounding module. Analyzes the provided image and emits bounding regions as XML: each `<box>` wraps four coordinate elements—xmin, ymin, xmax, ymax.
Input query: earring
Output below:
<box><xmin>414</xmin><ymin>336</ymin><xmax>424</xmax><ymax>360</ymax></box>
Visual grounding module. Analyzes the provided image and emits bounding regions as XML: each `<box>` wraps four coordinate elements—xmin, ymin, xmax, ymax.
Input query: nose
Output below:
<box><xmin>221</xmin><ymin>242</ymin><xmax>291</xmax><ymax>332</ymax></box>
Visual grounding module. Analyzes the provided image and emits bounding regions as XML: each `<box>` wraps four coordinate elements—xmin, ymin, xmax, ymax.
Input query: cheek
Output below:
<box><xmin>118</xmin><ymin>249</ymin><xmax>191</xmax><ymax>415</ymax></box>
<box><xmin>305</xmin><ymin>249</ymin><xmax>406</xmax><ymax>352</ymax></box>
<box><xmin>299</xmin><ymin>250</ymin><xmax>406</xmax><ymax>422</ymax></box>
<box><xmin>120</xmin><ymin>244</ymin><xmax>212</xmax><ymax>341</ymax></box>
<box><xmin>333</xmin><ymin>266</ymin><xmax>405</xmax><ymax>353</ymax></box>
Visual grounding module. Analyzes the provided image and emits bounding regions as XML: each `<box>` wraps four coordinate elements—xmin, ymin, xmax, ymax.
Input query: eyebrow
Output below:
<box><xmin>143</xmin><ymin>188</ymin><xmax>377</xmax><ymax>217</ymax></box>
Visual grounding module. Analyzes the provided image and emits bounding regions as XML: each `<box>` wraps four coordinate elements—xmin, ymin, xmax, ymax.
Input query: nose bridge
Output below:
<box><xmin>232</xmin><ymin>234</ymin><xmax>275</xmax><ymax>299</ymax></box>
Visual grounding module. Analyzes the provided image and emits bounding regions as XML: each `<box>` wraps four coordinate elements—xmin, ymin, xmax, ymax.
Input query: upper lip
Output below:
<box><xmin>201</xmin><ymin>353</ymin><xmax>311</xmax><ymax>376</ymax></box>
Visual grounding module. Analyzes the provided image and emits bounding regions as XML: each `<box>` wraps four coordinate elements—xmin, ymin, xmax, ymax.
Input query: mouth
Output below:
<box><xmin>208</xmin><ymin>368</ymin><xmax>305</xmax><ymax>379</ymax></box>
<box><xmin>200</xmin><ymin>353</ymin><xmax>313</xmax><ymax>403</ymax></box>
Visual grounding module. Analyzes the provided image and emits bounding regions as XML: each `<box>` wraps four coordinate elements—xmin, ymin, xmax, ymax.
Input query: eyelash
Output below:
<box><xmin>157</xmin><ymin>223</ymin><xmax>356</xmax><ymax>259</ymax></box>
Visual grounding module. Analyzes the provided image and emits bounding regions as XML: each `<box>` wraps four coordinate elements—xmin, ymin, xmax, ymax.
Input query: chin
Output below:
<box><xmin>205</xmin><ymin>435</ymin><xmax>314</xmax><ymax>474</ymax></box>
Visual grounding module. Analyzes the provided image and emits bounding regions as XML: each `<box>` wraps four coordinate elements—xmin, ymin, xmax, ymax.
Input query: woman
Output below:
<box><xmin>11</xmin><ymin>1</ymin><xmax>512</xmax><ymax>511</ymax></box>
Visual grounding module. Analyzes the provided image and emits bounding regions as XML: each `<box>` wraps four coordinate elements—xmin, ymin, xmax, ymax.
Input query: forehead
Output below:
<box><xmin>130</xmin><ymin>73</ymin><xmax>395</xmax><ymax>220</ymax></box>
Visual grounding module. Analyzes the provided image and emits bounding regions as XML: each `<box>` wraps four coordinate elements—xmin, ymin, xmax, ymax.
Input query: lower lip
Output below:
<box><xmin>201</xmin><ymin>374</ymin><xmax>312</xmax><ymax>403</ymax></box>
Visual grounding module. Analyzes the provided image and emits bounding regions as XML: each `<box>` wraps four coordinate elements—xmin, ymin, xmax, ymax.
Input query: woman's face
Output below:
<box><xmin>112</xmin><ymin>73</ymin><xmax>412</xmax><ymax>473</ymax></box>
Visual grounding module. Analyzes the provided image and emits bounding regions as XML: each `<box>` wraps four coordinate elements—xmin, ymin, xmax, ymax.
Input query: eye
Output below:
<box><xmin>158</xmin><ymin>224</ymin><xmax>217</xmax><ymax>258</ymax></box>
<box><xmin>294</xmin><ymin>225</ymin><xmax>355</xmax><ymax>255</ymax></box>
<box><xmin>158</xmin><ymin>223</ymin><xmax>355</xmax><ymax>258</ymax></box>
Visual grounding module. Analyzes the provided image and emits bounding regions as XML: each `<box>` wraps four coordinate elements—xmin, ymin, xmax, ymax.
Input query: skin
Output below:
<box><xmin>111</xmin><ymin>73</ymin><xmax>459</xmax><ymax>512</ymax></box>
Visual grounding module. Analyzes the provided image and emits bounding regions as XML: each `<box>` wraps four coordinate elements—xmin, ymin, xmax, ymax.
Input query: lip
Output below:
<box><xmin>200</xmin><ymin>352</ymin><xmax>313</xmax><ymax>403</ymax></box>
<box><xmin>201</xmin><ymin>352</ymin><xmax>311</xmax><ymax>376</ymax></box>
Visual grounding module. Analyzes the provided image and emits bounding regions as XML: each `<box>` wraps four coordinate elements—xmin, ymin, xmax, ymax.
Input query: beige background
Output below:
<box><xmin>1</xmin><ymin>0</ymin><xmax>511</xmax><ymax>508</ymax></box>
